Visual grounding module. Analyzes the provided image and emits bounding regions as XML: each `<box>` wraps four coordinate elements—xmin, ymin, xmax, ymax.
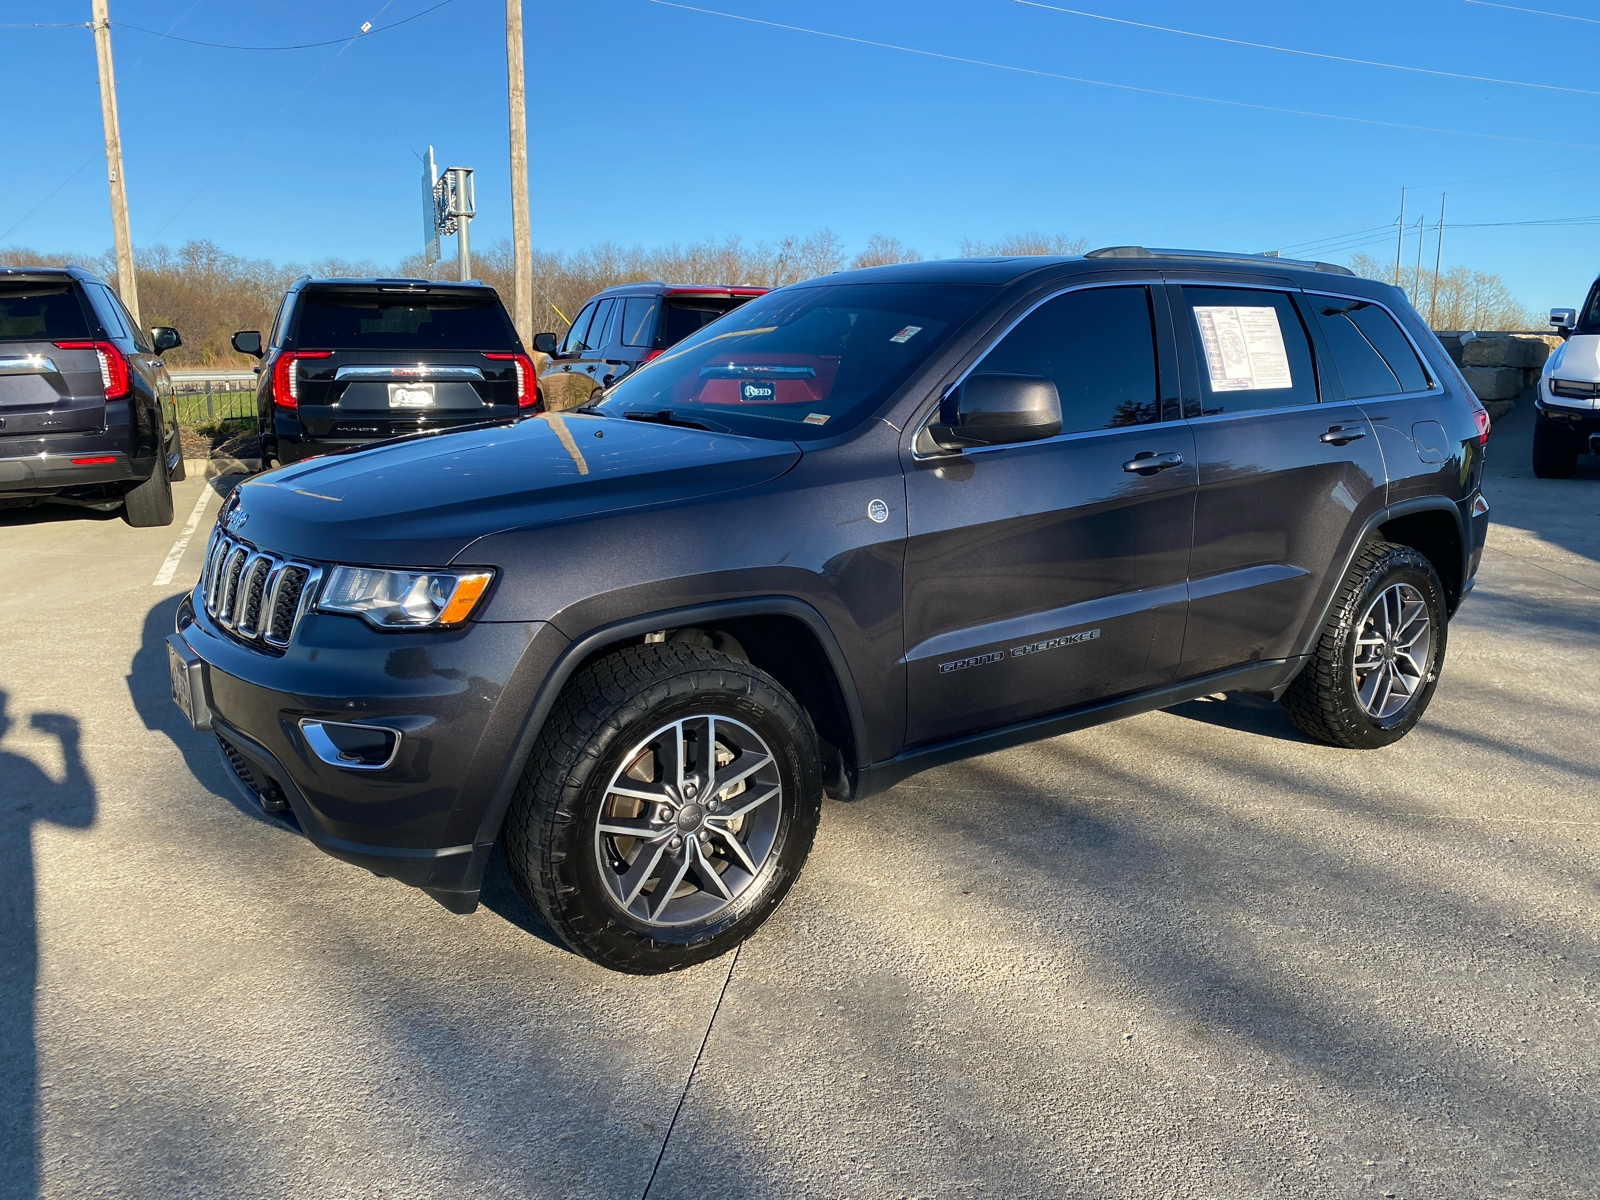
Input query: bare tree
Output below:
<box><xmin>851</xmin><ymin>235</ymin><xmax>923</xmax><ymax>270</ymax></box>
<box><xmin>1347</xmin><ymin>253</ymin><xmax>1537</xmax><ymax>331</ymax></box>
<box><xmin>959</xmin><ymin>232</ymin><xmax>1089</xmax><ymax>257</ymax></box>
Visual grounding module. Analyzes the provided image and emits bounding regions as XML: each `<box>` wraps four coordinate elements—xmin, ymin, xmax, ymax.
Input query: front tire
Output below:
<box><xmin>502</xmin><ymin>643</ymin><xmax>823</xmax><ymax>974</ymax></box>
<box><xmin>1281</xmin><ymin>541</ymin><xmax>1447</xmax><ymax>749</ymax></box>
<box><xmin>1532</xmin><ymin>418</ymin><xmax>1578</xmax><ymax>479</ymax></box>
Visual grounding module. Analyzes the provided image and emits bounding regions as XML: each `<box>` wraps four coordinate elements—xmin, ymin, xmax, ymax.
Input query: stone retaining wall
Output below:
<box><xmin>1431</xmin><ymin>330</ymin><xmax>1559</xmax><ymax>402</ymax></box>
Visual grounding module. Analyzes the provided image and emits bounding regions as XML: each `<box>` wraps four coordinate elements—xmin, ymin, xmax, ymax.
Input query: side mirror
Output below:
<box><xmin>531</xmin><ymin>332</ymin><xmax>559</xmax><ymax>354</ymax></box>
<box><xmin>151</xmin><ymin>326</ymin><xmax>181</xmax><ymax>354</ymax></box>
<box><xmin>231</xmin><ymin>330</ymin><xmax>263</xmax><ymax>358</ymax></box>
<box><xmin>1550</xmin><ymin>308</ymin><xmax>1577</xmax><ymax>339</ymax></box>
<box><xmin>928</xmin><ymin>372</ymin><xmax>1063</xmax><ymax>450</ymax></box>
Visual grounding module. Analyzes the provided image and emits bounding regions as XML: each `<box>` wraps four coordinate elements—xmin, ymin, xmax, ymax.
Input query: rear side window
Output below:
<box><xmin>84</xmin><ymin>284</ymin><xmax>133</xmax><ymax>344</ymax></box>
<box><xmin>560</xmin><ymin>302</ymin><xmax>598</xmax><ymax>354</ymax></box>
<box><xmin>1311</xmin><ymin>296</ymin><xmax>1430</xmax><ymax>398</ymax></box>
<box><xmin>621</xmin><ymin>297</ymin><xmax>659</xmax><ymax>346</ymax></box>
<box><xmin>584</xmin><ymin>299</ymin><xmax>617</xmax><ymax>351</ymax></box>
<box><xmin>291</xmin><ymin>289</ymin><xmax>516</xmax><ymax>351</ymax></box>
<box><xmin>1181</xmin><ymin>286</ymin><xmax>1319</xmax><ymax>415</ymax></box>
<box><xmin>661</xmin><ymin>296</ymin><xmax>744</xmax><ymax>348</ymax></box>
<box><xmin>977</xmin><ymin>285</ymin><xmax>1160</xmax><ymax>434</ymax></box>
<box><xmin>0</xmin><ymin>282</ymin><xmax>91</xmax><ymax>341</ymax></box>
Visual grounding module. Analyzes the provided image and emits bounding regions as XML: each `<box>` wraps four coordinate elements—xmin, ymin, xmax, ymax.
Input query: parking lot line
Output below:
<box><xmin>151</xmin><ymin>482</ymin><xmax>216</xmax><ymax>587</ymax></box>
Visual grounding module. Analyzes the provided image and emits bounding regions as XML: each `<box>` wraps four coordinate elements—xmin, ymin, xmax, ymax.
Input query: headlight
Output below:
<box><xmin>317</xmin><ymin>566</ymin><xmax>494</xmax><ymax>629</ymax></box>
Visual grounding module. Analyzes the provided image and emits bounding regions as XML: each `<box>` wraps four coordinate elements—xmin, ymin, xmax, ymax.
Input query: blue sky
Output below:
<box><xmin>7</xmin><ymin>0</ymin><xmax>1600</xmax><ymax>309</ymax></box>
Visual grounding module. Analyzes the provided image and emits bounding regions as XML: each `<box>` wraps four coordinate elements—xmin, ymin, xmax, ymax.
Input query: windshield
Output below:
<box><xmin>595</xmin><ymin>282</ymin><xmax>993</xmax><ymax>440</ymax></box>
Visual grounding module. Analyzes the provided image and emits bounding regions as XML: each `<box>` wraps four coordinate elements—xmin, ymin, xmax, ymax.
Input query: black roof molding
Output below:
<box><xmin>1086</xmin><ymin>246</ymin><xmax>1355</xmax><ymax>277</ymax></box>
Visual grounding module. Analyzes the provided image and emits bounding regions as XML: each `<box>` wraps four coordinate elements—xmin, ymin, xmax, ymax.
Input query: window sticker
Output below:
<box><xmin>803</xmin><ymin>412</ymin><xmax>830</xmax><ymax>425</ymax></box>
<box><xmin>1193</xmin><ymin>306</ymin><xmax>1293</xmax><ymax>392</ymax></box>
<box><xmin>889</xmin><ymin>325</ymin><xmax>923</xmax><ymax>344</ymax></box>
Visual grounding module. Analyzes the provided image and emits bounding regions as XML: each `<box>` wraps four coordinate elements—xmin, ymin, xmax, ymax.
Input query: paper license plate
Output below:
<box><xmin>168</xmin><ymin>641</ymin><xmax>195</xmax><ymax>727</ymax></box>
<box><xmin>388</xmin><ymin>383</ymin><xmax>436</xmax><ymax>408</ymax></box>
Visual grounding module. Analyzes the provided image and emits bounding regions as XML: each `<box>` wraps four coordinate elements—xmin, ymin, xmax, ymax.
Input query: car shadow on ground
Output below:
<box><xmin>0</xmin><ymin>501</ymin><xmax>123</xmax><ymax>528</ymax></box>
<box><xmin>0</xmin><ymin>690</ymin><xmax>96</xmax><ymax>1200</ymax></box>
<box><xmin>1161</xmin><ymin>690</ymin><xmax>1317</xmax><ymax>742</ymax></box>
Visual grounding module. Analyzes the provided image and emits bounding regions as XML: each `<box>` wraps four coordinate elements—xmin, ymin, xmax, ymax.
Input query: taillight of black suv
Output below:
<box><xmin>232</xmin><ymin>277</ymin><xmax>536</xmax><ymax>467</ymax></box>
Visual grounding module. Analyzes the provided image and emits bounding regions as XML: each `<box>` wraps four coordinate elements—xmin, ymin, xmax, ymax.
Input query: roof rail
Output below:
<box><xmin>1086</xmin><ymin>246</ymin><xmax>1355</xmax><ymax>277</ymax></box>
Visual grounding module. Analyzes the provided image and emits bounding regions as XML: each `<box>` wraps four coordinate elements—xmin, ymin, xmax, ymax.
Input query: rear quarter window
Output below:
<box><xmin>0</xmin><ymin>282</ymin><xmax>92</xmax><ymax>341</ymax></box>
<box><xmin>621</xmin><ymin>297</ymin><xmax>660</xmax><ymax>347</ymax></box>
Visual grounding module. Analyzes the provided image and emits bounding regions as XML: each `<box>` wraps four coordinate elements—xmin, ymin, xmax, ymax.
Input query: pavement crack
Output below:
<box><xmin>640</xmin><ymin>942</ymin><xmax>741</xmax><ymax>1200</ymax></box>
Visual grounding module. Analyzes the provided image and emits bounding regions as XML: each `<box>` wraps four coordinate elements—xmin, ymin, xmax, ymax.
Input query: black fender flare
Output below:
<box><xmin>1285</xmin><ymin>495</ymin><xmax>1469</xmax><ymax>674</ymax></box>
<box><xmin>467</xmin><ymin>596</ymin><xmax>871</xmax><ymax>853</ymax></box>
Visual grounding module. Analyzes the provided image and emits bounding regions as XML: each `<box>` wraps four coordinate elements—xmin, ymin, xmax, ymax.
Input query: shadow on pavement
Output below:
<box><xmin>0</xmin><ymin>691</ymin><xmax>96</xmax><ymax>1200</ymax></box>
<box><xmin>126</xmin><ymin>593</ymin><xmax>283</xmax><ymax>828</ymax></box>
<box><xmin>1162</xmin><ymin>690</ymin><xmax>1316</xmax><ymax>742</ymax></box>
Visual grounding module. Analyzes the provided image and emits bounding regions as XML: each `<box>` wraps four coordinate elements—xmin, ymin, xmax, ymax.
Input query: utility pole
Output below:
<box><xmin>1393</xmin><ymin>186</ymin><xmax>1407</xmax><ymax>288</ymax></box>
<box><xmin>1430</xmin><ymin>193</ymin><xmax>1447</xmax><ymax>329</ymax></box>
<box><xmin>1412</xmin><ymin>216</ymin><xmax>1426</xmax><ymax>306</ymax></box>
<box><xmin>92</xmin><ymin>0</ymin><xmax>140</xmax><ymax>326</ymax></box>
<box><xmin>505</xmin><ymin>0</ymin><xmax>533</xmax><ymax>344</ymax></box>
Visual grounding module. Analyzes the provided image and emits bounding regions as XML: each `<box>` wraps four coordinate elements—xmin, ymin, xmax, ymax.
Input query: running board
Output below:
<box><xmin>853</xmin><ymin>658</ymin><xmax>1300</xmax><ymax>799</ymax></box>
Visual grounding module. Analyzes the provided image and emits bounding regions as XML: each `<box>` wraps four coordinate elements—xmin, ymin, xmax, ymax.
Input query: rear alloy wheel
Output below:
<box><xmin>122</xmin><ymin>423</ymin><xmax>175</xmax><ymax>527</ymax></box>
<box><xmin>1281</xmin><ymin>541</ymin><xmax>1446</xmax><ymax>749</ymax></box>
<box><xmin>1531</xmin><ymin>418</ymin><xmax>1578</xmax><ymax>479</ymax></box>
<box><xmin>503</xmin><ymin>642</ymin><xmax>822</xmax><ymax>974</ymax></box>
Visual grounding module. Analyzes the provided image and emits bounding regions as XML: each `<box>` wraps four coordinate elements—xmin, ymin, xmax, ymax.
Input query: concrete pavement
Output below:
<box><xmin>1</xmin><ymin>412</ymin><xmax>1596</xmax><ymax>1199</ymax></box>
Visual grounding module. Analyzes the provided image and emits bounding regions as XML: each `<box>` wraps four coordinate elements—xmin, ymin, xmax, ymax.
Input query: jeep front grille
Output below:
<box><xmin>200</xmin><ymin>528</ymin><xmax>322</xmax><ymax>649</ymax></box>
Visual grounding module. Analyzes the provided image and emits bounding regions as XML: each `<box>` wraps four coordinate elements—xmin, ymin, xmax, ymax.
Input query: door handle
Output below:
<box><xmin>1320</xmin><ymin>425</ymin><xmax>1366</xmax><ymax>445</ymax></box>
<box><xmin>1122</xmin><ymin>450</ymin><xmax>1185</xmax><ymax>475</ymax></box>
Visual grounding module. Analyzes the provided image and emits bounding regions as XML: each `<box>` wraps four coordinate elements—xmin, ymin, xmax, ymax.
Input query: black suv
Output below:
<box><xmin>1</xmin><ymin>266</ymin><xmax>185</xmax><ymax>525</ymax></box>
<box><xmin>169</xmin><ymin>249</ymin><xmax>1491</xmax><ymax>974</ymax></box>
<box><xmin>232</xmin><ymin>277</ymin><xmax>535</xmax><ymax>466</ymax></box>
<box><xmin>532</xmin><ymin>282</ymin><xmax>767</xmax><ymax>411</ymax></box>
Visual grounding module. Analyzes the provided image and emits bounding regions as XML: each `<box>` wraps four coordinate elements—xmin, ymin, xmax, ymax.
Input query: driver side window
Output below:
<box><xmin>975</xmin><ymin>285</ymin><xmax>1161</xmax><ymax>434</ymax></box>
<box><xmin>561</xmin><ymin>302</ymin><xmax>597</xmax><ymax>355</ymax></box>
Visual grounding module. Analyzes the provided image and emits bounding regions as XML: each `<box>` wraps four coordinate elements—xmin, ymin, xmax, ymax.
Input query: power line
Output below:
<box><xmin>1459</xmin><ymin>0</ymin><xmax>1600</xmax><ymax>24</ymax></box>
<box><xmin>112</xmin><ymin>0</ymin><xmax>454</xmax><ymax>50</ymax></box>
<box><xmin>648</xmin><ymin>1</ymin><xmax>1600</xmax><ymax>152</ymax></box>
<box><xmin>1014</xmin><ymin>0</ymin><xmax>1600</xmax><ymax>98</ymax></box>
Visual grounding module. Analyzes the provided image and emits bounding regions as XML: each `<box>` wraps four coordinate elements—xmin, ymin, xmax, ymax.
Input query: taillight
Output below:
<box><xmin>485</xmin><ymin>352</ymin><xmax>537</xmax><ymax>407</ymax></box>
<box><xmin>641</xmin><ymin>349</ymin><xmax>664</xmax><ymax>363</ymax></box>
<box><xmin>271</xmin><ymin>351</ymin><xmax>331</xmax><ymax>409</ymax></box>
<box><xmin>53</xmin><ymin>340</ymin><xmax>130</xmax><ymax>399</ymax></box>
<box><xmin>1474</xmin><ymin>408</ymin><xmax>1491</xmax><ymax>445</ymax></box>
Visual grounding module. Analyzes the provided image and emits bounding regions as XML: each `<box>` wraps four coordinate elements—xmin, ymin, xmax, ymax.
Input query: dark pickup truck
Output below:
<box><xmin>1</xmin><ymin>266</ymin><xmax>185</xmax><ymax>525</ymax></box>
<box><xmin>169</xmin><ymin>248</ymin><xmax>1491</xmax><ymax>974</ymax></box>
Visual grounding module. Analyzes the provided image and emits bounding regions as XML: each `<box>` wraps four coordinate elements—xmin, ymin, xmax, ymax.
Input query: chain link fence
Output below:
<box><xmin>171</xmin><ymin>373</ymin><xmax>257</xmax><ymax>430</ymax></box>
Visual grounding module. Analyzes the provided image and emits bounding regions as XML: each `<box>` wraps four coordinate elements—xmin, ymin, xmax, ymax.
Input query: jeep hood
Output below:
<box><xmin>228</xmin><ymin>412</ymin><xmax>801</xmax><ymax>565</ymax></box>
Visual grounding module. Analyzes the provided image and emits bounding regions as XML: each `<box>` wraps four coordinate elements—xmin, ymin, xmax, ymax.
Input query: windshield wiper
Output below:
<box><xmin>623</xmin><ymin>409</ymin><xmax>725</xmax><ymax>433</ymax></box>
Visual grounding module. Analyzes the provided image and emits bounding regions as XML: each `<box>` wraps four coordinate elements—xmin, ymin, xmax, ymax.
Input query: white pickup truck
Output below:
<box><xmin>1537</xmin><ymin>302</ymin><xmax>1600</xmax><ymax>477</ymax></box>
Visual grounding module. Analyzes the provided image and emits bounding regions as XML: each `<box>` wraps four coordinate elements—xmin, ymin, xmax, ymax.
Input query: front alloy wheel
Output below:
<box><xmin>595</xmin><ymin>714</ymin><xmax>784</xmax><ymax>926</ymax></box>
<box><xmin>503</xmin><ymin>642</ymin><xmax>822</xmax><ymax>974</ymax></box>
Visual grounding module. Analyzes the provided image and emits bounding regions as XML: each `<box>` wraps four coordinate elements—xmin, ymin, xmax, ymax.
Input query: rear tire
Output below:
<box><xmin>502</xmin><ymin>643</ymin><xmax>822</xmax><ymax>974</ymax></box>
<box><xmin>1281</xmin><ymin>541</ymin><xmax>1447</xmax><ymax>749</ymax></box>
<box><xmin>1532</xmin><ymin>418</ymin><xmax>1578</xmax><ymax>479</ymax></box>
<box><xmin>123</xmin><ymin>437</ymin><xmax>174</xmax><ymax>527</ymax></box>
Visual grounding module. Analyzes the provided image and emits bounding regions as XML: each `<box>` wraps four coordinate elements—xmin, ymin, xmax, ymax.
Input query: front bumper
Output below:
<box><xmin>1535</xmin><ymin>398</ymin><xmax>1600</xmax><ymax>449</ymax></box>
<box><xmin>171</xmin><ymin>590</ymin><xmax>567</xmax><ymax>905</ymax></box>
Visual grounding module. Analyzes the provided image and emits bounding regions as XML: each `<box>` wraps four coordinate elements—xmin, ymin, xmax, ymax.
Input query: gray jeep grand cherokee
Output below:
<box><xmin>167</xmin><ymin>249</ymin><xmax>1491</xmax><ymax>974</ymax></box>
